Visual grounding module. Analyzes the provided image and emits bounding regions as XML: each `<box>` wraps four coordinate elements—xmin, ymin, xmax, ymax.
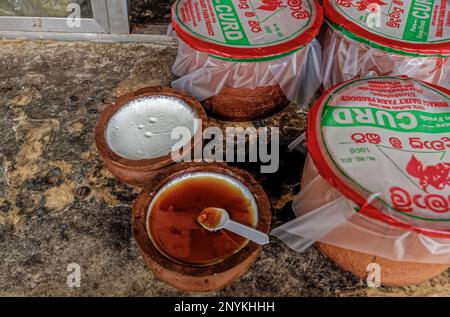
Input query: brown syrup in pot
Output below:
<box><xmin>149</xmin><ymin>175</ymin><xmax>255</xmax><ymax>265</ymax></box>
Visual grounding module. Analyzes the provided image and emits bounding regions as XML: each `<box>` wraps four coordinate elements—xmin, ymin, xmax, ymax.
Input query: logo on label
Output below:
<box><xmin>287</xmin><ymin>0</ymin><xmax>310</xmax><ymax>19</ymax></box>
<box><xmin>388</xmin><ymin>155</ymin><xmax>450</xmax><ymax>216</ymax></box>
<box><xmin>336</xmin><ymin>0</ymin><xmax>387</xmax><ymax>11</ymax></box>
<box><xmin>390</xmin><ymin>186</ymin><xmax>450</xmax><ymax>214</ymax></box>
<box><xmin>406</xmin><ymin>155</ymin><xmax>450</xmax><ymax>192</ymax></box>
<box><xmin>257</xmin><ymin>0</ymin><xmax>309</xmax><ymax>19</ymax></box>
<box><xmin>257</xmin><ymin>0</ymin><xmax>286</xmax><ymax>11</ymax></box>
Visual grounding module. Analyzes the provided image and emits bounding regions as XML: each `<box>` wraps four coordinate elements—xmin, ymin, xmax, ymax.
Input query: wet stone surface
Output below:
<box><xmin>0</xmin><ymin>39</ymin><xmax>448</xmax><ymax>296</ymax></box>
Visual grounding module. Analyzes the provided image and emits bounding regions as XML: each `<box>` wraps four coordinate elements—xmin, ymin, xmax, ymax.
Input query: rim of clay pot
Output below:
<box><xmin>307</xmin><ymin>76</ymin><xmax>450</xmax><ymax>238</ymax></box>
<box><xmin>95</xmin><ymin>86</ymin><xmax>207</xmax><ymax>170</ymax></box>
<box><xmin>171</xmin><ymin>0</ymin><xmax>323</xmax><ymax>60</ymax></box>
<box><xmin>132</xmin><ymin>162</ymin><xmax>271</xmax><ymax>277</ymax></box>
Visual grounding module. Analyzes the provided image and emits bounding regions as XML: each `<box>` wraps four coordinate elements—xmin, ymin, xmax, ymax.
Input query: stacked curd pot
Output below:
<box><xmin>93</xmin><ymin>0</ymin><xmax>450</xmax><ymax>292</ymax></box>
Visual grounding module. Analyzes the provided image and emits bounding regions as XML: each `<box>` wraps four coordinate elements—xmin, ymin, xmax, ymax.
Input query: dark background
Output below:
<box><xmin>130</xmin><ymin>0</ymin><xmax>172</xmax><ymax>24</ymax></box>
<box><xmin>0</xmin><ymin>0</ymin><xmax>172</xmax><ymax>25</ymax></box>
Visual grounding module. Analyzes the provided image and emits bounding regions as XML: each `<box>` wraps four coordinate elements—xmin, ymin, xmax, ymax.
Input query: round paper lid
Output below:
<box><xmin>171</xmin><ymin>0</ymin><xmax>323</xmax><ymax>59</ymax></box>
<box><xmin>324</xmin><ymin>0</ymin><xmax>450</xmax><ymax>56</ymax></box>
<box><xmin>307</xmin><ymin>76</ymin><xmax>450</xmax><ymax>238</ymax></box>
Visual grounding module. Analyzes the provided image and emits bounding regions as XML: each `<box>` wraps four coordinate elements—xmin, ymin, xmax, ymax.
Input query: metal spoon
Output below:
<box><xmin>198</xmin><ymin>208</ymin><xmax>269</xmax><ymax>245</ymax></box>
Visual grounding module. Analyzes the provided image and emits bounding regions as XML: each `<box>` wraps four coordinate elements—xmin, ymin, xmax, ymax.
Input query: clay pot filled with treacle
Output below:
<box><xmin>132</xmin><ymin>163</ymin><xmax>271</xmax><ymax>292</ymax></box>
<box><xmin>95</xmin><ymin>86</ymin><xmax>207</xmax><ymax>187</ymax></box>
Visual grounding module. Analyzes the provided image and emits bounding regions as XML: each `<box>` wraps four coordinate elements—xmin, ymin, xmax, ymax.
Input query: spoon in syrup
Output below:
<box><xmin>197</xmin><ymin>207</ymin><xmax>269</xmax><ymax>245</ymax></box>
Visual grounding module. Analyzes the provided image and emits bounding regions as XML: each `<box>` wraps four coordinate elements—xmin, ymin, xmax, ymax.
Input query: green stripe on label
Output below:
<box><xmin>322</xmin><ymin>106</ymin><xmax>450</xmax><ymax>133</ymax></box>
<box><xmin>211</xmin><ymin>0</ymin><xmax>250</xmax><ymax>46</ymax></box>
<box><xmin>402</xmin><ymin>0</ymin><xmax>435</xmax><ymax>42</ymax></box>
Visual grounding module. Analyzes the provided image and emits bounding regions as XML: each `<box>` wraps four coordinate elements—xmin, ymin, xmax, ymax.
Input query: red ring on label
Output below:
<box><xmin>171</xmin><ymin>0</ymin><xmax>323</xmax><ymax>59</ymax></box>
<box><xmin>307</xmin><ymin>76</ymin><xmax>450</xmax><ymax>238</ymax></box>
<box><xmin>324</xmin><ymin>0</ymin><xmax>450</xmax><ymax>56</ymax></box>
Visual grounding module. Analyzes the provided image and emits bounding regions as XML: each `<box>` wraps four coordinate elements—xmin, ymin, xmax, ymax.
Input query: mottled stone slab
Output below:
<box><xmin>0</xmin><ymin>40</ymin><xmax>448</xmax><ymax>296</ymax></box>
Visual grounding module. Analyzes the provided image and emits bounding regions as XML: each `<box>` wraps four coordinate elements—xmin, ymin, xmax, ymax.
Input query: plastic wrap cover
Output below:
<box><xmin>321</xmin><ymin>25</ymin><xmax>450</xmax><ymax>90</ymax></box>
<box><xmin>272</xmin><ymin>155</ymin><xmax>450</xmax><ymax>264</ymax></box>
<box><xmin>171</xmin><ymin>36</ymin><xmax>322</xmax><ymax>107</ymax></box>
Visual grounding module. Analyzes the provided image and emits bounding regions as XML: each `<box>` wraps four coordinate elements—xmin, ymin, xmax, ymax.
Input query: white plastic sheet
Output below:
<box><xmin>272</xmin><ymin>154</ymin><xmax>450</xmax><ymax>264</ymax></box>
<box><xmin>321</xmin><ymin>25</ymin><xmax>450</xmax><ymax>90</ymax></box>
<box><xmin>171</xmin><ymin>35</ymin><xmax>323</xmax><ymax>107</ymax></box>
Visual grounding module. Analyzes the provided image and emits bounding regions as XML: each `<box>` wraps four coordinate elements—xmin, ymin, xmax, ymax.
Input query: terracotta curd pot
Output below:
<box><xmin>171</xmin><ymin>0</ymin><xmax>323</xmax><ymax>121</ymax></box>
<box><xmin>274</xmin><ymin>76</ymin><xmax>450</xmax><ymax>286</ymax></box>
<box><xmin>95</xmin><ymin>86</ymin><xmax>207</xmax><ymax>187</ymax></box>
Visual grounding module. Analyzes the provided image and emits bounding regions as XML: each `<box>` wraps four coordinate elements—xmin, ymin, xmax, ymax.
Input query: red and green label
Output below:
<box><xmin>322</xmin><ymin>107</ymin><xmax>450</xmax><ymax>133</ymax></box>
<box><xmin>317</xmin><ymin>77</ymin><xmax>450</xmax><ymax>229</ymax></box>
<box><xmin>403</xmin><ymin>0</ymin><xmax>436</xmax><ymax>42</ymax></box>
<box><xmin>210</xmin><ymin>0</ymin><xmax>250</xmax><ymax>46</ymax></box>
<box><xmin>172</xmin><ymin>0</ymin><xmax>320</xmax><ymax>56</ymax></box>
<box><xmin>328</xmin><ymin>0</ymin><xmax>450</xmax><ymax>44</ymax></box>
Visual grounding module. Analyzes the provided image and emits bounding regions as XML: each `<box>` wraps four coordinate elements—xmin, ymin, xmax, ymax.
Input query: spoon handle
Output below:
<box><xmin>224</xmin><ymin>221</ymin><xmax>269</xmax><ymax>245</ymax></box>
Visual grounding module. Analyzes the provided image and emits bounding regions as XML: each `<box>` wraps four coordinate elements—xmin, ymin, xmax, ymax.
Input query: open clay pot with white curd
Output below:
<box><xmin>95</xmin><ymin>87</ymin><xmax>207</xmax><ymax>187</ymax></box>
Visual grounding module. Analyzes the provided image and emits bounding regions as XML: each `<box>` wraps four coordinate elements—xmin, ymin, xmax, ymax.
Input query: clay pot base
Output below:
<box><xmin>95</xmin><ymin>86</ymin><xmax>207</xmax><ymax>187</ymax></box>
<box><xmin>132</xmin><ymin>163</ymin><xmax>271</xmax><ymax>292</ymax></box>
<box><xmin>203</xmin><ymin>85</ymin><xmax>290</xmax><ymax>121</ymax></box>
<box><xmin>316</xmin><ymin>242</ymin><xmax>449</xmax><ymax>287</ymax></box>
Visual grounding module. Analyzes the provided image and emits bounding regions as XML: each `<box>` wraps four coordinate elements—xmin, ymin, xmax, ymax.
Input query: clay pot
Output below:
<box><xmin>132</xmin><ymin>163</ymin><xmax>271</xmax><ymax>292</ymax></box>
<box><xmin>316</xmin><ymin>242</ymin><xmax>449</xmax><ymax>287</ymax></box>
<box><xmin>95</xmin><ymin>86</ymin><xmax>207</xmax><ymax>187</ymax></box>
<box><xmin>203</xmin><ymin>85</ymin><xmax>290</xmax><ymax>121</ymax></box>
<box><xmin>300</xmin><ymin>155</ymin><xmax>449</xmax><ymax>286</ymax></box>
<box><xmin>290</xmin><ymin>77</ymin><xmax>450</xmax><ymax>286</ymax></box>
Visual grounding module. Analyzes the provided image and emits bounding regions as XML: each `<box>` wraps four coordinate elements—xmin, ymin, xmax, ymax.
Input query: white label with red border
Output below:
<box><xmin>320</xmin><ymin>78</ymin><xmax>450</xmax><ymax>227</ymax></box>
<box><xmin>330</xmin><ymin>0</ymin><xmax>450</xmax><ymax>43</ymax></box>
<box><xmin>173</xmin><ymin>0</ymin><xmax>316</xmax><ymax>47</ymax></box>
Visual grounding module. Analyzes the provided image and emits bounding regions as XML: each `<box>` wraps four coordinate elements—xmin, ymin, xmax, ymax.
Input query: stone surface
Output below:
<box><xmin>0</xmin><ymin>39</ymin><xmax>448</xmax><ymax>296</ymax></box>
